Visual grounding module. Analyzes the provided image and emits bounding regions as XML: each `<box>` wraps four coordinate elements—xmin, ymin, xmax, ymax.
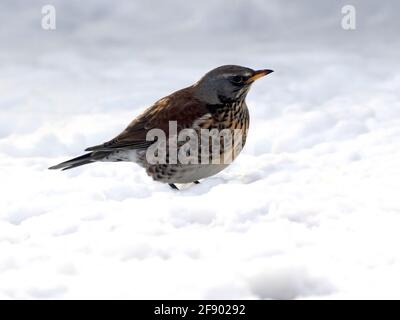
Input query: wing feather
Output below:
<box><xmin>85</xmin><ymin>87</ymin><xmax>209</xmax><ymax>152</ymax></box>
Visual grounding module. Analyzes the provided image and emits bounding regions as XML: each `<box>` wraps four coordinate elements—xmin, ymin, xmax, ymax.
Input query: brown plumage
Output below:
<box><xmin>86</xmin><ymin>87</ymin><xmax>209</xmax><ymax>152</ymax></box>
<box><xmin>49</xmin><ymin>65</ymin><xmax>273</xmax><ymax>189</ymax></box>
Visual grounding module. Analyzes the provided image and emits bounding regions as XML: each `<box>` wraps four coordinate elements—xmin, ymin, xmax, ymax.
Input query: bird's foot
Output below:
<box><xmin>169</xmin><ymin>183</ymin><xmax>179</xmax><ymax>190</ymax></box>
<box><xmin>169</xmin><ymin>181</ymin><xmax>199</xmax><ymax>190</ymax></box>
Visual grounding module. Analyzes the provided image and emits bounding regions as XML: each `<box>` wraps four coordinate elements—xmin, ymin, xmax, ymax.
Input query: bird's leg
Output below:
<box><xmin>193</xmin><ymin>181</ymin><xmax>200</xmax><ymax>184</ymax></box>
<box><xmin>169</xmin><ymin>183</ymin><xmax>179</xmax><ymax>190</ymax></box>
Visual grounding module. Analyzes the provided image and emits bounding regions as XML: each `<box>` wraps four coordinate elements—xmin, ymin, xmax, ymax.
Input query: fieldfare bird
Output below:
<box><xmin>49</xmin><ymin>65</ymin><xmax>273</xmax><ymax>189</ymax></box>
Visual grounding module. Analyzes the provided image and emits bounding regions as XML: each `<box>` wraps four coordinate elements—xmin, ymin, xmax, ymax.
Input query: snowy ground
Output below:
<box><xmin>1</xmin><ymin>0</ymin><xmax>400</xmax><ymax>299</ymax></box>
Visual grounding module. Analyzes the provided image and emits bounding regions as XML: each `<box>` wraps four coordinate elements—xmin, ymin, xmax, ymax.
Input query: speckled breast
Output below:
<box><xmin>144</xmin><ymin>100</ymin><xmax>250</xmax><ymax>183</ymax></box>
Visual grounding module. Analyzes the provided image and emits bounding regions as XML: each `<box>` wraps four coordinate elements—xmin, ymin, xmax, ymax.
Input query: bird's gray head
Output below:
<box><xmin>194</xmin><ymin>65</ymin><xmax>273</xmax><ymax>105</ymax></box>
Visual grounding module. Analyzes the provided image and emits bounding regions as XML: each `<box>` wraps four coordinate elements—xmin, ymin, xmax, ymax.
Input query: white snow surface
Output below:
<box><xmin>1</xmin><ymin>0</ymin><xmax>400</xmax><ymax>299</ymax></box>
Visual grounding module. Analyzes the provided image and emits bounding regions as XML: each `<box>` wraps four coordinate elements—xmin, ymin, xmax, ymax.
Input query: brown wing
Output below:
<box><xmin>85</xmin><ymin>86</ymin><xmax>209</xmax><ymax>152</ymax></box>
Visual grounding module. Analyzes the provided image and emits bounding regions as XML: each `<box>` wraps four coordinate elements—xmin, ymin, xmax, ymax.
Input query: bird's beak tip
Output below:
<box><xmin>256</xmin><ymin>69</ymin><xmax>274</xmax><ymax>76</ymax></box>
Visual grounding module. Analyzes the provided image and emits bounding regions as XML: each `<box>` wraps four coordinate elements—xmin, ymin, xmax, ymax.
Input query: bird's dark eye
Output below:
<box><xmin>230</xmin><ymin>75</ymin><xmax>244</xmax><ymax>84</ymax></box>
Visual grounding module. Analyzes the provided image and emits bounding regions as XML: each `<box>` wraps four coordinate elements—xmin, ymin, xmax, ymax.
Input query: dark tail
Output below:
<box><xmin>49</xmin><ymin>153</ymin><xmax>95</xmax><ymax>171</ymax></box>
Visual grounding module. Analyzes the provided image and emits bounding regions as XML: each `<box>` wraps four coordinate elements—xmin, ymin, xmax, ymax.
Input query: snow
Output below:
<box><xmin>1</xmin><ymin>0</ymin><xmax>400</xmax><ymax>299</ymax></box>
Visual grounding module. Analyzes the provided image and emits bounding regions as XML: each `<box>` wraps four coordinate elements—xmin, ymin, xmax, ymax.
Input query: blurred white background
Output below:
<box><xmin>0</xmin><ymin>0</ymin><xmax>399</xmax><ymax>299</ymax></box>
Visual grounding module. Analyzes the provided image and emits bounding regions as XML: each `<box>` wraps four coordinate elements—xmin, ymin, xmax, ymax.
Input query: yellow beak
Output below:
<box><xmin>246</xmin><ymin>69</ymin><xmax>274</xmax><ymax>83</ymax></box>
